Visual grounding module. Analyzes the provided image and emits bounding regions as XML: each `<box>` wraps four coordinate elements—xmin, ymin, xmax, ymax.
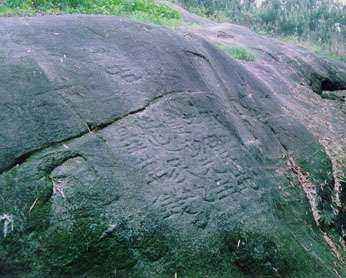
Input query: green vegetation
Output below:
<box><xmin>217</xmin><ymin>44</ymin><xmax>256</xmax><ymax>61</ymax></box>
<box><xmin>177</xmin><ymin>0</ymin><xmax>345</xmax><ymax>58</ymax></box>
<box><xmin>281</xmin><ymin>35</ymin><xmax>346</xmax><ymax>62</ymax></box>
<box><xmin>0</xmin><ymin>0</ymin><xmax>182</xmax><ymax>26</ymax></box>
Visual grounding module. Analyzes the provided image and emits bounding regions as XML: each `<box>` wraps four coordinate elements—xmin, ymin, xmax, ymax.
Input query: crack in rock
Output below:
<box><xmin>0</xmin><ymin>90</ymin><xmax>186</xmax><ymax>176</ymax></box>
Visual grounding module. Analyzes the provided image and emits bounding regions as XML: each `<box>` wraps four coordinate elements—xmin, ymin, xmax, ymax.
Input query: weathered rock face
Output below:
<box><xmin>0</xmin><ymin>16</ymin><xmax>345</xmax><ymax>277</ymax></box>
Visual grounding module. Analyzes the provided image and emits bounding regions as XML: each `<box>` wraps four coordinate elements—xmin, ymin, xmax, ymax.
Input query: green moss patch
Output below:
<box><xmin>224</xmin><ymin>229</ymin><xmax>293</xmax><ymax>276</ymax></box>
<box><xmin>39</xmin><ymin>217</ymin><xmax>137</xmax><ymax>276</ymax></box>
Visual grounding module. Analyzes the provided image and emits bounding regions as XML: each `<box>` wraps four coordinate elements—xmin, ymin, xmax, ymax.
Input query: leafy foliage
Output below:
<box><xmin>0</xmin><ymin>0</ymin><xmax>182</xmax><ymax>26</ymax></box>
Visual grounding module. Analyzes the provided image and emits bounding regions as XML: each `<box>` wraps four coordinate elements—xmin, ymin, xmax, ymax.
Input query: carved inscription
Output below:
<box><xmin>101</xmin><ymin>93</ymin><xmax>267</xmax><ymax>226</ymax></box>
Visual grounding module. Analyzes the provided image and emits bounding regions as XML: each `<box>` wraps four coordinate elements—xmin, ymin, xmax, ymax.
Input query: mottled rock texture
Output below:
<box><xmin>0</xmin><ymin>15</ymin><xmax>345</xmax><ymax>277</ymax></box>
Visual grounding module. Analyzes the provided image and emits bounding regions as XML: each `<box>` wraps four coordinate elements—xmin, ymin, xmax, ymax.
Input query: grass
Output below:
<box><xmin>280</xmin><ymin>35</ymin><xmax>346</xmax><ymax>63</ymax></box>
<box><xmin>0</xmin><ymin>0</ymin><xmax>182</xmax><ymax>27</ymax></box>
<box><xmin>217</xmin><ymin>44</ymin><xmax>256</xmax><ymax>62</ymax></box>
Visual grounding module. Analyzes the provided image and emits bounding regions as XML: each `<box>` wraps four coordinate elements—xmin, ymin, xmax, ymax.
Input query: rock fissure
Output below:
<box><xmin>90</xmin><ymin>90</ymin><xmax>190</xmax><ymax>133</ymax></box>
<box><xmin>0</xmin><ymin>90</ymin><xmax>189</xmax><ymax>176</ymax></box>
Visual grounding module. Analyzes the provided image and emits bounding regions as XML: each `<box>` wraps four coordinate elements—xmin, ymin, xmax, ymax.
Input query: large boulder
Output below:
<box><xmin>0</xmin><ymin>16</ymin><xmax>345</xmax><ymax>277</ymax></box>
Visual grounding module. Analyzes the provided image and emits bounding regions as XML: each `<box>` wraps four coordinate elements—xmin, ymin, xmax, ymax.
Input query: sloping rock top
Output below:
<box><xmin>0</xmin><ymin>15</ymin><xmax>345</xmax><ymax>277</ymax></box>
